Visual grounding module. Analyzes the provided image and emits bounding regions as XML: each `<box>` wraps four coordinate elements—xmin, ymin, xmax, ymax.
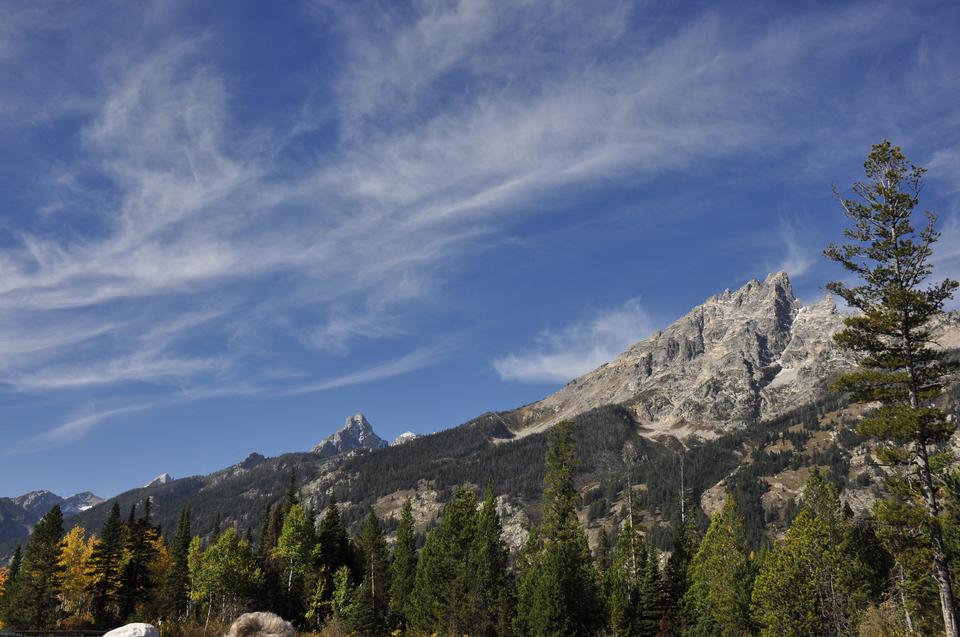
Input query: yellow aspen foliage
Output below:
<box><xmin>0</xmin><ymin>566</ymin><xmax>7</xmax><ymax>628</ymax></box>
<box><xmin>58</xmin><ymin>526</ymin><xmax>97</xmax><ymax>628</ymax></box>
<box><xmin>149</xmin><ymin>530</ymin><xmax>173</xmax><ymax>592</ymax></box>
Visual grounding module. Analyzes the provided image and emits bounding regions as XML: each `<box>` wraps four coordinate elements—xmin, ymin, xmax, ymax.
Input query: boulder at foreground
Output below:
<box><xmin>102</xmin><ymin>624</ymin><xmax>159</xmax><ymax>637</ymax></box>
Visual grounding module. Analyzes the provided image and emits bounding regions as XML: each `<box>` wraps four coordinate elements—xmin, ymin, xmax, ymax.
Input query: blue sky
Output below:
<box><xmin>1</xmin><ymin>0</ymin><xmax>959</xmax><ymax>498</ymax></box>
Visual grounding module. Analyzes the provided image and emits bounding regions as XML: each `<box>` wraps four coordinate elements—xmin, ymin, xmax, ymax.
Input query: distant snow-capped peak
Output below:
<box><xmin>392</xmin><ymin>431</ymin><xmax>418</xmax><ymax>445</ymax></box>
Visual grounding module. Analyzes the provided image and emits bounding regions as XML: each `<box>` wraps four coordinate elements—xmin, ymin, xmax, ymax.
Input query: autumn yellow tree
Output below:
<box><xmin>59</xmin><ymin>526</ymin><xmax>96</xmax><ymax>628</ymax></box>
<box><xmin>0</xmin><ymin>566</ymin><xmax>7</xmax><ymax>629</ymax></box>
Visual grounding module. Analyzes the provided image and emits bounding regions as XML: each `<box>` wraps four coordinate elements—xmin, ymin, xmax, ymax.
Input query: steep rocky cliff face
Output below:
<box><xmin>510</xmin><ymin>272</ymin><xmax>854</xmax><ymax>438</ymax></box>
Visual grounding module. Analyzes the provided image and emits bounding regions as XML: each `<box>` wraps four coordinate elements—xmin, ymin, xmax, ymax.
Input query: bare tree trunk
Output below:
<box><xmin>917</xmin><ymin>439</ymin><xmax>960</xmax><ymax>637</ymax></box>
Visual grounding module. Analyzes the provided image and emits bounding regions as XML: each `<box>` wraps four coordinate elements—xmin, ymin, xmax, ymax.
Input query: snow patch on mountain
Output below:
<box><xmin>392</xmin><ymin>431</ymin><xmax>418</xmax><ymax>445</ymax></box>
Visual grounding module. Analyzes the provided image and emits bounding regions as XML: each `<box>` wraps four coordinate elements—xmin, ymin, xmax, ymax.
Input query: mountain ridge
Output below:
<box><xmin>5</xmin><ymin>271</ymin><xmax>959</xmax><ymax>562</ymax></box>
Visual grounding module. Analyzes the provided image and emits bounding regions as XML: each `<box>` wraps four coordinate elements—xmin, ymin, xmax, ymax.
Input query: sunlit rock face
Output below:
<box><xmin>511</xmin><ymin>272</ymin><xmax>858</xmax><ymax>438</ymax></box>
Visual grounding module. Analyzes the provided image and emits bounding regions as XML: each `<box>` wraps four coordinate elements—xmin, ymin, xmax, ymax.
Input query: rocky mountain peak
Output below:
<box><xmin>239</xmin><ymin>452</ymin><xmax>266</xmax><ymax>469</ymax></box>
<box><xmin>510</xmin><ymin>272</ymin><xmax>850</xmax><ymax>439</ymax></box>
<box><xmin>144</xmin><ymin>473</ymin><xmax>173</xmax><ymax>488</ymax></box>
<box><xmin>313</xmin><ymin>412</ymin><xmax>388</xmax><ymax>456</ymax></box>
<box><xmin>12</xmin><ymin>490</ymin><xmax>62</xmax><ymax>518</ymax></box>
<box><xmin>11</xmin><ymin>489</ymin><xmax>104</xmax><ymax>518</ymax></box>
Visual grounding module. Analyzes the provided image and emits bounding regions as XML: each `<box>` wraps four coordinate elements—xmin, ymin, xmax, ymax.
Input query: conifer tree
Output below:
<box><xmin>59</xmin><ymin>526</ymin><xmax>96</xmax><ymax>628</ymax></box>
<box><xmin>824</xmin><ymin>139</ymin><xmax>960</xmax><ymax>636</ymax></box>
<box><xmin>639</xmin><ymin>545</ymin><xmax>668</xmax><ymax>635</ymax></box>
<box><xmin>665</xmin><ymin>504</ymin><xmax>700</xmax><ymax>629</ymax></box>
<box><xmin>255</xmin><ymin>504</ymin><xmax>284</xmax><ymax>614</ymax></box>
<box><xmin>349</xmin><ymin>509</ymin><xmax>390</xmax><ymax>635</ymax></box>
<box><xmin>606</xmin><ymin>522</ymin><xmax>645</xmax><ymax>636</ymax></box>
<box><xmin>409</xmin><ymin>487</ymin><xmax>479</xmax><ymax>635</ymax></box>
<box><xmin>8</xmin><ymin>545</ymin><xmax>21</xmax><ymax>582</ymax></box>
<box><xmin>681</xmin><ymin>494</ymin><xmax>753</xmax><ymax>637</ymax></box>
<box><xmin>88</xmin><ymin>503</ymin><xmax>126</xmax><ymax>627</ymax></box>
<box><xmin>388</xmin><ymin>499</ymin><xmax>417</xmax><ymax>629</ymax></box>
<box><xmin>119</xmin><ymin>500</ymin><xmax>160</xmax><ymax>619</ymax></box>
<box><xmin>6</xmin><ymin>505</ymin><xmax>65</xmax><ymax>629</ymax></box>
<box><xmin>516</xmin><ymin>421</ymin><xmax>602</xmax><ymax>637</ymax></box>
<box><xmin>283</xmin><ymin>470</ymin><xmax>299</xmax><ymax>516</ymax></box>
<box><xmin>466</xmin><ymin>484</ymin><xmax>513</xmax><ymax>637</ymax></box>
<box><xmin>318</xmin><ymin>495</ymin><xmax>354</xmax><ymax>576</ymax></box>
<box><xmin>595</xmin><ymin>526</ymin><xmax>612</xmax><ymax>581</ymax></box>
<box><xmin>163</xmin><ymin>505</ymin><xmax>193</xmax><ymax>620</ymax></box>
<box><xmin>751</xmin><ymin>469</ymin><xmax>875</xmax><ymax>637</ymax></box>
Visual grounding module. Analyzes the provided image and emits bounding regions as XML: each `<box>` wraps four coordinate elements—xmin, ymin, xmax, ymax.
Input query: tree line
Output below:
<box><xmin>0</xmin><ymin>419</ymin><xmax>957</xmax><ymax>636</ymax></box>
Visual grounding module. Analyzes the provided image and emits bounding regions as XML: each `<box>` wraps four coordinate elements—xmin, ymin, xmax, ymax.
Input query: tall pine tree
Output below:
<box><xmin>88</xmin><ymin>503</ymin><xmax>126</xmax><ymax>627</ymax></box>
<box><xmin>466</xmin><ymin>484</ymin><xmax>513</xmax><ymax>637</ymax></box>
<box><xmin>119</xmin><ymin>500</ymin><xmax>160</xmax><ymax>619</ymax></box>
<box><xmin>409</xmin><ymin>487</ymin><xmax>478</xmax><ymax>635</ymax></box>
<box><xmin>388</xmin><ymin>499</ymin><xmax>417</xmax><ymax>629</ymax></box>
<box><xmin>516</xmin><ymin>421</ymin><xmax>602</xmax><ymax>637</ymax></box>
<box><xmin>5</xmin><ymin>505</ymin><xmax>65</xmax><ymax>629</ymax></box>
<box><xmin>163</xmin><ymin>505</ymin><xmax>192</xmax><ymax>620</ymax></box>
<box><xmin>348</xmin><ymin>510</ymin><xmax>390</xmax><ymax>637</ymax></box>
<box><xmin>824</xmin><ymin>139</ymin><xmax>960</xmax><ymax>636</ymax></box>
<box><xmin>681</xmin><ymin>494</ymin><xmax>753</xmax><ymax>637</ymax></box>
<box><xmin>606</xmin><ymin>522</ymin><xmax>645</xmax><ymax>636</ymax></box>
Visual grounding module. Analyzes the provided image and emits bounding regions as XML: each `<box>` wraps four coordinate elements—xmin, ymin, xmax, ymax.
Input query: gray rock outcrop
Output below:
<box><xmin>512</xmin><ymin>272</ymin><xmax>856</xmax><ymax>438</ymax></box>
<box><xmin>313</xmin><ymin>412</ymin><xmax>388</xmax><ymax>456</ymax></box>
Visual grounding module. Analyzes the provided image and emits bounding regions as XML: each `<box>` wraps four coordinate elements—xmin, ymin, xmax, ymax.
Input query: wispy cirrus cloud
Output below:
<box><xmin>775</xmin><ymin>215</ymin><xmax>818</xmax><ymax>279</ymax></box>
<box><xmin>493</xmin><ymin>300</ymin><xmax>654</xmax><ymax>384</ymax></box>
<box><xmin>2</xmin><ymin>348</ymin><xmax>442</xmax><ymax>456</ymax></box>
<box><xmin>1</xmin><ymin>0</ymin><xmax>958</xmax><ymax>452</ymax></box>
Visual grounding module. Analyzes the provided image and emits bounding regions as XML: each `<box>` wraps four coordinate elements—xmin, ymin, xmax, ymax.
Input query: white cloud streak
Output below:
<box><xmin>0</xmin><ymin>0</ymin><xmax>957</xmax><ymax>446</ymax></box>
<box><xmin>3</xmin><ymin>349</ymin><xmax>440</xmax><ymax>456</ymax></box>
<box><xmin>493</xmin><ymin>300</ymin><xmax>654</xmax><ymax>383</ymax></box>
<box><xmin>776</xmin><ymin>215</ymin><xmax>817</xmax><ymax>279</ymax></box>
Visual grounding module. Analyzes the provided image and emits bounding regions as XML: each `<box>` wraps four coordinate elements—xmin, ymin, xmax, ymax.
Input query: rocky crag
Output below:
<box><xmin>313</xmin><ymin>412</ymin><xmax>389</xmax><ymax>456</ymax></box>
<box><xmin>510</xmin><ymin>272</ymin><xmax>855</xmax><ymax>438</ymax></box>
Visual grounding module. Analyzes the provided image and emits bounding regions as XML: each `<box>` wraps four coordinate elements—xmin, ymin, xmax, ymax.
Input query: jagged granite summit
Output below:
<box><xmin>313</xmin><ymin>413</ymin><xmax>388</xmax><ymax>456</ymax></box>
<box><xmin>511</xmin><ymin>272</ymin><xmax>854</xmax><ymax>439</ymax></box>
